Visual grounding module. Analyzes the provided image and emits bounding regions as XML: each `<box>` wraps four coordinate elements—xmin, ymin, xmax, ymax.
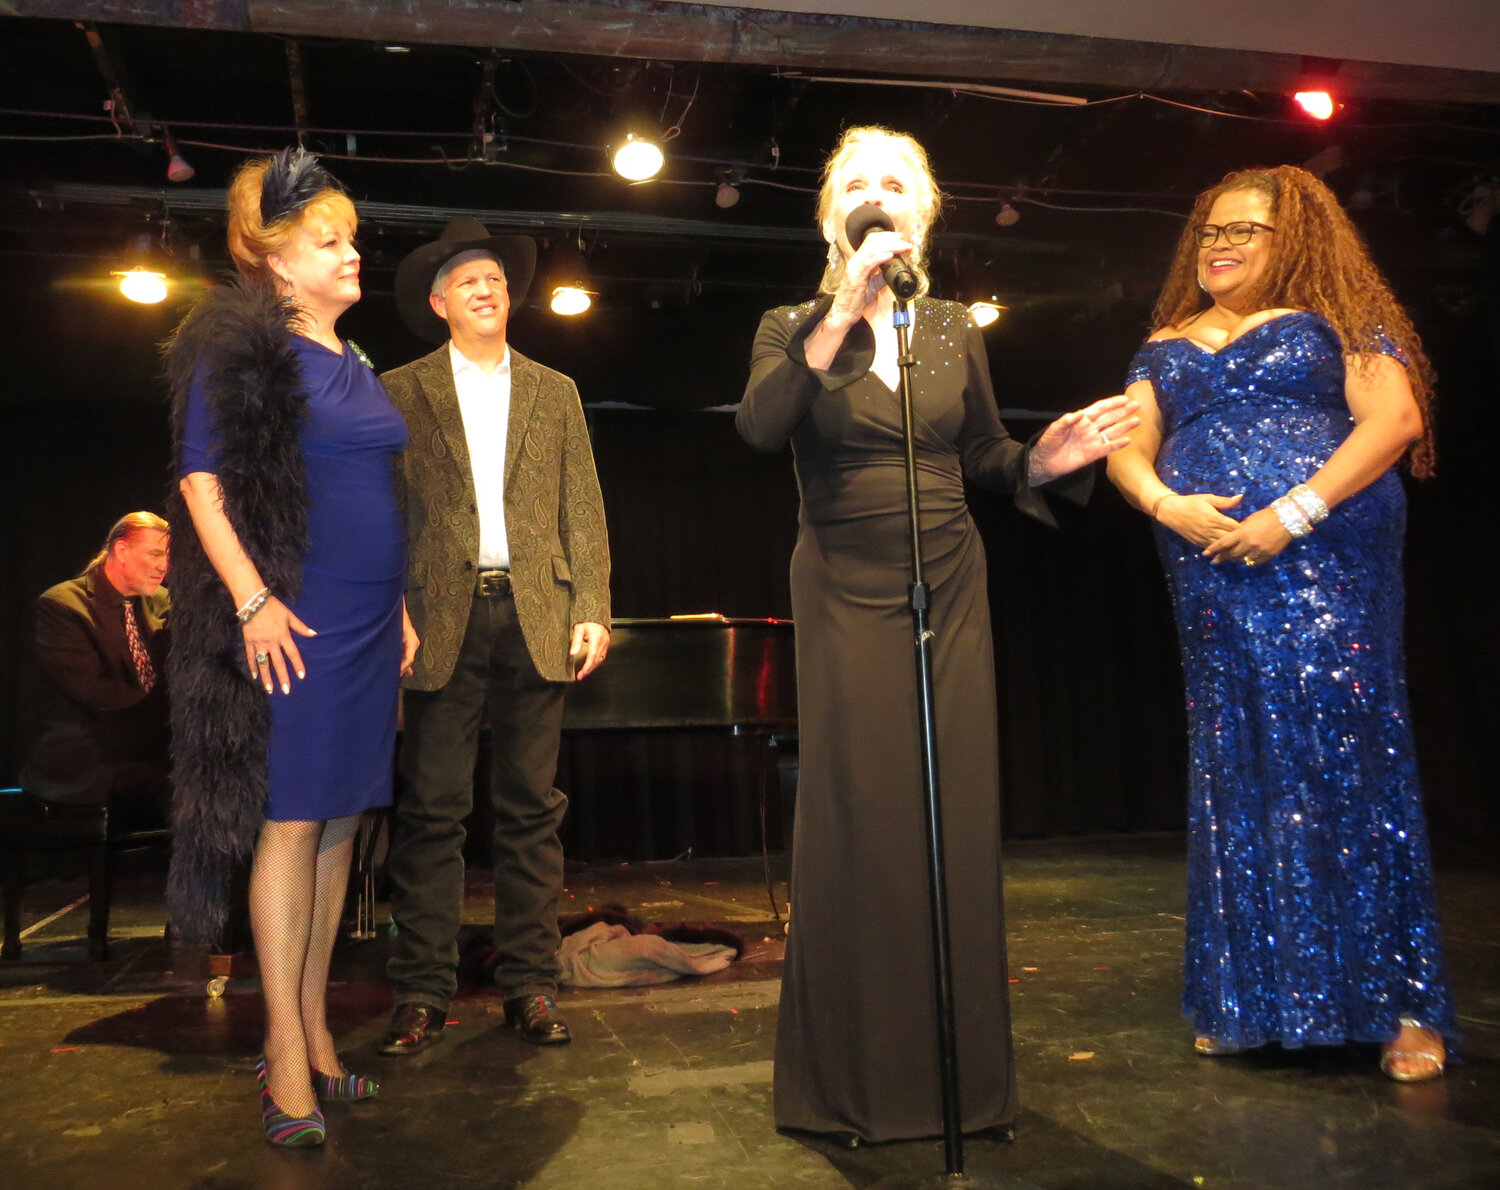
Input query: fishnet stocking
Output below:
<box><xmin>250</xmin><ymin>813</ymin><xmax>361</xmax><ymax>1116</ymax></box>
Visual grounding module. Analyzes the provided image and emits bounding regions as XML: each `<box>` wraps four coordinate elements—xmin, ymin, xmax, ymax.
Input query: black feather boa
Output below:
<box><xmin>162</xmin><ymin>275</ymin><xmax>311</xmax><ymax>947</ymax></box>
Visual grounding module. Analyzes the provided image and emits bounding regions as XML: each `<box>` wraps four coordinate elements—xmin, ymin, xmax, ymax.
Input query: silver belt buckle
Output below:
<box><xmin>476</xmin><ymin>569</ymin><xmax>510</xmax><ymax>596</ymax></box>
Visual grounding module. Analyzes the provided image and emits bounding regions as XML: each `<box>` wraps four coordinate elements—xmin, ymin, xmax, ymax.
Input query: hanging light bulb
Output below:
<box><xmin>546</xmin><ymin>245</ymin><xmax>595</xmax><ymax>316</ymax></box>
<box><xmin>994</xmin><ymin>203</ymin><xmax>1020</xmax><ymax>228</ymax></box>
<box><xmin>111</xmin><ymin>230</ymin><xmax>173</xmax><ymax>303</ymax></box>
<box><xmin>1293</xmin><ymin>90</ymin><xmax>1336</xmax><ymax>120</ymax></box>
<box><xmin>550</xmin><ymin>285</ymin><xmax>593</xmax><ymax>316</ymax></box>
<box><xmin>612</xmin><ymin>133</ymin><xmax>664</xmax><ymax>182</ymax></box>
<box><xmin>114</xmin><ymin>266</ymin><xmax>169</xmax><ymax>304</ymax></box>
<box><xmin>967</xmin><ymin>299</ymin><xmax>1005</xmax><ymax>328</ymax></box>
<box><xmin>163</xmin><ymin>131</ymin><xmax>195</xmax><ymax>183</ymax></box>
<box><xmin>1292</xmin><ymin>56</ymin><xmax>1341</xmax><ymax>121</ymax></box>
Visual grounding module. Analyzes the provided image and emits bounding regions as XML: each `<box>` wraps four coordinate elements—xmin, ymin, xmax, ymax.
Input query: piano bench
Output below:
<box><xmin>0</xmin><ymin>786</ymin><xmax>171</xmax><ymax>961</ymax></box>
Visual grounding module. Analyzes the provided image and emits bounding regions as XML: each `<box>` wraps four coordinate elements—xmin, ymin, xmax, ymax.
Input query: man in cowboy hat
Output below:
<box><xmin>379</xmin><ymin>217</ymin><xmax>610</xmax><ymax>1053</ymax></box>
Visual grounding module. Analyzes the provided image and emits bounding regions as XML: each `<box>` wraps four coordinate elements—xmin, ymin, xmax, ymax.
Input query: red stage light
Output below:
<box><xmin>1294</xmin><ymin>91</ymin><xmax>1335</xmax><ymax>120</ymax></box>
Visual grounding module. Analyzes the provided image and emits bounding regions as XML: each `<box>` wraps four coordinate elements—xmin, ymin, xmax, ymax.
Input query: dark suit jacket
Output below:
<box><xmin>22</xmin><ymin>566</ymin><xmax>171</xmax><ymax>803</ymax></box>
<box><xmin>381</xmin><ymin>344</ymin><xmax>610</xmax><ymax>688</ymax></box>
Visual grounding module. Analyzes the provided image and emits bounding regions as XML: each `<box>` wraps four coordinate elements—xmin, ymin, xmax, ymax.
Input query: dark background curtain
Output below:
<box><xmin>2</xmin><ymin>250</ymin><xmax>1496</xmax><ymax>863</ymax></box>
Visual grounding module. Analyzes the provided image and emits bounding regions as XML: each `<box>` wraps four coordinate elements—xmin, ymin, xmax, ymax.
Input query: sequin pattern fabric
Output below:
<box><xmin>1127</xmin><ymin>311</ymin><xmax>1457</xmax><ymax>1048</ymax></box>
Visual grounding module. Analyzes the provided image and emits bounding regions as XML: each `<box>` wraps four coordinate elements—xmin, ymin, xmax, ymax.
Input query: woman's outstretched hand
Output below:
<box><xmin>1030</xmin><ymin>395</ymin><xmax>1140</xmax><ymax>483</ymax></box>
<box><xmin>243</xmin><ymin>597</ymin><xmax>316</xmax><ymax>695</ymax></box>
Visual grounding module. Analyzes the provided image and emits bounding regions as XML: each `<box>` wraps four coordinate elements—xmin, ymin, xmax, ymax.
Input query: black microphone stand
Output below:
<box><xmin>868</xmin><ymin>294</ymin><xmax>1031</xmax><ymax>1190</ymax></box>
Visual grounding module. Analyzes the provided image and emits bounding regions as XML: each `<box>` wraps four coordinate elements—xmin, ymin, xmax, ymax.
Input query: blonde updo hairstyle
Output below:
<box><xmin>225</xmin><ymin>155</ymin><xmax>357</xmax><ymax>283</ymax></box>
<box><xmin>815</xmin><ymin>125</ymin><xmax>942</xmax><ymax>297</ymax></box>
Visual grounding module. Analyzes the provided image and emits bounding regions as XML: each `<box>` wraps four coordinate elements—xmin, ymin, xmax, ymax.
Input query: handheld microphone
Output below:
<box><xmin>843</xmin><ymin>204</ymin><xmax>921</xmax><ymax>300</ymax></box>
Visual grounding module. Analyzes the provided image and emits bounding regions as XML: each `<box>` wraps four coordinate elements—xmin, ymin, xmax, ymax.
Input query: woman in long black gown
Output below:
<box><xmin>737</xmin><ymin>125</ymin><xmax>1137</xmax><ymax>1143</ymax></box>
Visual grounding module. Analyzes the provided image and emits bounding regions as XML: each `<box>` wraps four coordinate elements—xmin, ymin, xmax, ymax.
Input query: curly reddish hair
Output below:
<box><xmin>1152</xmin><ymin>165</ymin><xmax>1435</xmax><ymax>476</ymax></box>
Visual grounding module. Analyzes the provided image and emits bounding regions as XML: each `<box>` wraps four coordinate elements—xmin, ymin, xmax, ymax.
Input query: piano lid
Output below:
<box><xmin>562</xmin><ymin>617</ymin><xmax>796</xmax><ymax>732</ymax></box>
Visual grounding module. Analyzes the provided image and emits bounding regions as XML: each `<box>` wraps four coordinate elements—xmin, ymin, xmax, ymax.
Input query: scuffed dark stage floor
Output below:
<box><xmin>1</xmin><ymin>835</ymin><xmax>1495</xmax><ymax>1189</ymax></box>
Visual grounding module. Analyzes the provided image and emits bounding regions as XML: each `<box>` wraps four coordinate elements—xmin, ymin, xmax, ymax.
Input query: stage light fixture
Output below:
<box><xmin>114</xmin><ymin>265</ymin><xmax>169</xmax><ymax>304</ymax></box>
<box><xmin>994</xmin><ymin>203</ymin><xmax>1020</xmax><ymax>227</ymax></box>
<box><xmin>162</xmin><ymin>131</ymin><xmax>195</xmax><ymax>183</ymax></box>
<box><xmin>111</xmin><ymin>230</ymin><xmax>174</xmax><ymax>303</ymax></box>
<box><xmin>1294</xmin><ymin>91</ymin><xmax>1335</xmax><ymax>121</ymax></box>
<box><xmin>550</xmin><ymin>285</ymin><xmax>593</xmax><ymax>316</ymax></box>
<box><xmin>612</xmin><ymin>133</ymin><xmax>664</xmax><ymax>182</ymax></box>
<box><xmin>546</xmin><ymin>245</ymin><xmax>595</xmax><ymax>316</ymax></box>
<box><xmin>1293</xmin><ymin>56</ymin><xmax>1341</xmax><ymax>121</ymax></box>
<box><xmin>967</xmin><ymin>300</ymin><xmax>1005</xmax><ymax>328</ymax></box>
<box><xmin>715</xmin><ymin>168</ymin><xmax>745</xmax><ymax>210</ymax></box>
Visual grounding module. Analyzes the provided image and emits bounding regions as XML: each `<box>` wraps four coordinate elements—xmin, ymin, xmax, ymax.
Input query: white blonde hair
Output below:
<box><xmin>815</xmin><ymin>125</ymin><xmax>942</xmax><ymax>296</ymax></box>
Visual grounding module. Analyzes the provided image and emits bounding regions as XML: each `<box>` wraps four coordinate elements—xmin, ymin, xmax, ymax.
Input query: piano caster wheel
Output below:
<box><xmin>207</xmin><ymin>975</ymin><xmax>228</xmax><ymax>998</ymax></box>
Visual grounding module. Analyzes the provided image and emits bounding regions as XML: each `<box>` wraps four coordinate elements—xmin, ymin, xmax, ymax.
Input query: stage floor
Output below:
<box><xmin>1</xmin><ymin>835</ymin><xmax>1495</xmax><ymax>1189</ymax></box>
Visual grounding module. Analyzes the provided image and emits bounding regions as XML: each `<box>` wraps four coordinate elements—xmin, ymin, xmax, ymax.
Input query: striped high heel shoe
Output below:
<box><xmin>312</xmin><ymin>1066</ymin><xmax>380</xmax><ymax>1101</ymax></box>
<box><xmin>256</xmin><ymin>1054</ymin><xmax>326</xmax><ymax>1147</ymax></box>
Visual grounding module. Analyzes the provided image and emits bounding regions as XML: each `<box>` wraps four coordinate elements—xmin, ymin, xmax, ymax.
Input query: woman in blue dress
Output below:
<box><xmin>168</xmin><ymin>149</ymin><xmax>417</xmax><ymax>1144</ymax></box>
<box><xmin>1106</xmin><ymin>165</ymin><xmax>1455</xmax><ymax>1081</ymax></box>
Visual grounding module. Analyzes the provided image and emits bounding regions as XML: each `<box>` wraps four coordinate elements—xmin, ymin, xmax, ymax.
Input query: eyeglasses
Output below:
<box><xmin>1195</xmin><ymin>221</ymin><xmax>1275</xmax><ymax>248</ymax></box>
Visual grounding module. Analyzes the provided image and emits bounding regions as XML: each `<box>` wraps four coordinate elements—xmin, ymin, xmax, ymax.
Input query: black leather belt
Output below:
<box><xmin>476</xmin><ymin>569</ymin><xmax>511</xmax><ymax>596</ymax></box>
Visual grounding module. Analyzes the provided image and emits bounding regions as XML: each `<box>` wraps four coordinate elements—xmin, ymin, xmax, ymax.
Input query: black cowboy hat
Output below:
<box><xmin>393</xmin><ymin>216</ymin><xmax>537</xmax><ymax>343</ymax></box>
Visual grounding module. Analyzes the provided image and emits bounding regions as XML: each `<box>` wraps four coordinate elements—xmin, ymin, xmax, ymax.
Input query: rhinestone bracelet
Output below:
<box><xmin>1287</xmin><ymin>483</ymin><xmax>1329</xmax><ymax>526</ymax></box>
<box><xmin>1272</xmin><ymin>496</ymin><xmax>1313</xmax><ymax>539</ymax></box>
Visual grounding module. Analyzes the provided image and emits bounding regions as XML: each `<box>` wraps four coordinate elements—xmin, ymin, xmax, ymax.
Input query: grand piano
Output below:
<box><xmin>562</xmin><ymin>615</ymin><xmax>796</xmax><ymax>732</ymax></box>
<box><xmin>557</xmin><ymin>616</ymin><xmax>797</xmax><ymax>862</ymax></box>
<box><xmin>353</xmin><ymin>616</ymin><xmax>797</xmax><ymax>941</ymax></box>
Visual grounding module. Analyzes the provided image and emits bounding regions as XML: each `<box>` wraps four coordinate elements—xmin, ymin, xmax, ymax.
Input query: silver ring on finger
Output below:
<box><xmin>255</xmin><ymin>651</ymin><xmax>269</xmax><ymax>665</ymax></box>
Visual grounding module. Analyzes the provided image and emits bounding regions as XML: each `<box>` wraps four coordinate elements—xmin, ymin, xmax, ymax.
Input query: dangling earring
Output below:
<box><xmin>1196</xmin><ymin>275</ymin><xmax>1208</xmax><ymax>293</ymax></box>
<box><xmin>826</xmin><ymin>241</ymin><xmax>843</xmax><ymax>271</ymax></box>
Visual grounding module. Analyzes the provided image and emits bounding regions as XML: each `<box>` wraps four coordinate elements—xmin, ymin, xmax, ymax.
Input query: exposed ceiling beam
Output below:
<box><xmin>7</xmin><ymin>0</ymin><xmax>1499</xmax><ymax>104</ymax></box>
<box><xmin>10</xmin><ymin>181</ymin><xmax>1075</xmax><ymax>256</ymax></box>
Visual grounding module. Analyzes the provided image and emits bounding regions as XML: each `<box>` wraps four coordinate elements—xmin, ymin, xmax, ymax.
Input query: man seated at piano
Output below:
<box><xmin>378</xmin><ymin>217</ymin><xmax>612</xmax><ymax>1054</ymax></box>
<box><xmin>24</xmin><ymin>511</ymin><xmax>172</xmax><ymax>827</ymax></box>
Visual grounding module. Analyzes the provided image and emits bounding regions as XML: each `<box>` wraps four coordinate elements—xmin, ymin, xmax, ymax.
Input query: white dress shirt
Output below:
<box><xmin>450</xmin><ymin>341</ymin><xmax>512</xmax><ymax>570</ymax></box>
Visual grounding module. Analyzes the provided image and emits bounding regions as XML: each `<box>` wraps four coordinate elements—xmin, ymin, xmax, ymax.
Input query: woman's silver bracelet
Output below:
<box><xmin>1287</xmin><ymin>483</ymin><xmax>1329</xmax><ymax>526</ymax></box>
<box><xmin>1272</xmin><ymin>496</ymin><xmax>1313</xmax><ymax>539</ymax></box>
<box><xmin>236</xmin><ymin>586</ymin><xmax>270</xmax><ymax>624</ymax></box>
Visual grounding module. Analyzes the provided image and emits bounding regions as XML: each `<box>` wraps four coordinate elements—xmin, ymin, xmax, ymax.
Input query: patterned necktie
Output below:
<box><xmin>123</xmin><ymin>599</ymin><xmax>157</xmax><ymax>693</ymax></box>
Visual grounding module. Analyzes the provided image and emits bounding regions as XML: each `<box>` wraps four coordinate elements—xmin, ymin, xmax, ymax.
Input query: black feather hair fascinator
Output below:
<box><xmin>259</xmin><ymin>147</ymin><xmax>343</xmax><ymax>226</ymax></box>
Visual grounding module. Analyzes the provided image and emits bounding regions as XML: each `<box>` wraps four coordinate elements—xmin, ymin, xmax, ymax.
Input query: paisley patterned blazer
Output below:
<box><xmin>381</xmin><ymin>344</ymin><xmax>611</xmax><ymax>689</ymax></box>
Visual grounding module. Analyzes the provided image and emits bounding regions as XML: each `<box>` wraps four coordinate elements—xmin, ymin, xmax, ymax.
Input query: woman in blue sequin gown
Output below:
<box><xmin>739</xmin><ymin>126</ymin><xmax>1139</xmax><ymax>1141</ymax></box>
<box><xmin>1107</xmin><ymin>166</ymin><xmax>1456</xmax><ymax>1081</ymax></box>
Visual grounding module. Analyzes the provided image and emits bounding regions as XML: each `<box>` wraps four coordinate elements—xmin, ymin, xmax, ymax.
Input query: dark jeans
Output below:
<box><xmin>386</xmin><ymin>588</ymin><xmax>568</xmax><ymax>1011</ymax></box>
